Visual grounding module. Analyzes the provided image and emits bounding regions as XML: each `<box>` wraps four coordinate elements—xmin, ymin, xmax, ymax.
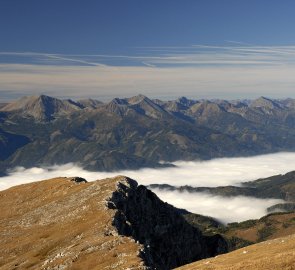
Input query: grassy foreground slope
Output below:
<box><xmin>0</xmin><ymin>177</ymin><xmax>144</xmax><ymax>270</ymax></box>
<box><xmin>176</xmin><ymin>234</ymin><xmax>295</xmax><ymax>270</ymax></box>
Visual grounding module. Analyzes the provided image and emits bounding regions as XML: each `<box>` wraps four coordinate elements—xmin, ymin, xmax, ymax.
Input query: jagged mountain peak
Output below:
<box><xmin>1</xmin><ymin>94</ymin><xmax>56</xmax><ymax>112</ymax></box>
<box><xmin>2</xmin><ymin>94</ymin><xmax>53</xmax><ymax>109</ymax></box>
<box><xmin>127</xmin><ymin>94</ymin><xmax>149</xmax><ymax>104</ymax></box>
<box><xmin>126</xmin><ymin>94</ymin><xmax>169</xmax><ymax>119</ymax></box>
<box><xmin>163</xmin><ymin>100</ymin><xmax>188</xmax><ymax>112</ymax></box>
<box><xmin>163</xmin><ymin>97</ymin><xmax>198</xmax><ymax>112</ymax></box>
<box><xmin>77</xmin><ymin>98</ymin><xmax>103</xmax><ymax>109</ymax></box>
<box><xmin>178</xmin><ymin>96</ymin><xmax>190</xmax><ymax>103</ymax></box>
<box><xmin>177</xmin><ymin>96</ymin><xmax>198</xmax><ymax>107</ymax></box>
<box><xmin>278</xmin><ymin>98</ymin><xmax>295</xmax><ymax>109</ymax></box>
<box><xmin>104</xmin><ymin>98</ymin><xmax>129</xmax><ymax>116</ymax></box>
<box><xmin>1</xmin><ymin>94</ymin><xmax>82</xmax><ymax>121</ymax></box>
<box><xmin>110</xmin><ymin>97</ymin><xmax>128</xmax><ymax>105</ymax></box>
<box><xmin>189</xmin><ymin>100</ymin><xmax>225</xmax><ymax>115</ymax></box>
<box><xmin>250</xmin><ymin>96</ymin><xmax>284</xmax><ymax>109</ymax></box>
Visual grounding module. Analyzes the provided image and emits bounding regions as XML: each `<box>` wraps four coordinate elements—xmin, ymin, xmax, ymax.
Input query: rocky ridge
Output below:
<box><xmin>107</xmin><ymin>177</ymin><xmax>227</xmax><ymax>269</ymax></box>
<box><xmin>0</xmin><ymin>176</ymin><xmax>227</xmax><ymax>270</ymax></box>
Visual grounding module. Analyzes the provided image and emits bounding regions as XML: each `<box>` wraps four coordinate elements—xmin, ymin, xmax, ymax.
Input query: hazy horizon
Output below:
<box><xmin>0</xmin><ymin>92</ymin><xmax>290</xmax><ymax>104</ymax></box>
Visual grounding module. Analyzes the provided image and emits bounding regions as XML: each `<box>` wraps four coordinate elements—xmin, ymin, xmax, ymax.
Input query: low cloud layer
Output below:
<box><xmin>152</xmin><ymin>189</ymin><xmax>283</xmax><ymax>224</ymax></box>
<box><xmin>0</xmin><ymin>152</ymin><xmax>294</xmax><ymax>223</ymax></box>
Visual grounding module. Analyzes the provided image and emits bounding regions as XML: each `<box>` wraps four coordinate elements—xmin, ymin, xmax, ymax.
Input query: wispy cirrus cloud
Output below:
<box><xmin>3</xmin><ymin>44</ymin><xmax>295</xmax><ymax>67</ymax></box>
<box><xmin>2</xmin><ymin>44</ymin><xmax>295</xmax><ymax>101</ymax></box>
<box><xmin>137</xmin><ymin>44</ymin><xmax>295</xmax><ymax>66</ymax></box>
<box><xmin>0</xmin><ymin>52</ymin><xmax>108</xmax><ymax>67</ymax></box>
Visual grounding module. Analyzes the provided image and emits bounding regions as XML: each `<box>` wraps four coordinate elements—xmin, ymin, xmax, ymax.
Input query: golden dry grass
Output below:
<box><xmin>0</xmin><ymin>177</ymin><xmax>144</xmax><ymax>270</ymax></box>
<box><xmin>176</xmin><ymin>234</ymin><xmax>295</xmax><ymax>270</ymax></box>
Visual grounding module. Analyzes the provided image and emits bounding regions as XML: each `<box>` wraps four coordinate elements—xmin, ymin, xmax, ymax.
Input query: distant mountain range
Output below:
<box><xmin>1</xmin><ymin>94</ymin><xmax>295</xmax><ymax>174</ymax></box>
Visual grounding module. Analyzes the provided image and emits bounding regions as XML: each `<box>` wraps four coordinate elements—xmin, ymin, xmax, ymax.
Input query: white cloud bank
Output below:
<box><xmin>0</xmin><ymin>152</ymin><xmax>294</xmax><ymax>223</ymax></box>
<box><xmin>152</xmin><ymin>189</ymin><xmax>283</xmax><ymax>224</ymax></box>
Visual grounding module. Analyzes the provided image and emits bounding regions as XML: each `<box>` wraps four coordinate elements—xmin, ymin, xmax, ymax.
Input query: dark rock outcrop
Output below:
<box><xmin>267</xmin><ymin>202</ymin><xmax>295</xmax><ymax>213</ymax></box>
<box><xmin>70</xmin><ymin>176</ymin><xmax>87</xmax><ymax>183</ymax></box>
<box><xmin>107</xmin><ymin>177</ymin><xmax>228</xmax><ymax>270</ymax></box>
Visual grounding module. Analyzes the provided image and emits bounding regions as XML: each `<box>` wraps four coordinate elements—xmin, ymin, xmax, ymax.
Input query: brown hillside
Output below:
<box><xmin>223</xmin><ymin>212</ymin><xmax>295</xmax><ymax>245</ymax></box>
<box><xmin>0</xmin><ymin>176</ymin><xmax>227</xmax><ymax>270</ymax></box>
<box><xmin>0</xmin><ymin>177</ymin><xmax>144</xmax><ymax>270</ymax></box>
<box><xmin>176</xmin><ymin>234</ymin><xmax>295</xmax><ymax>270</ymax></box>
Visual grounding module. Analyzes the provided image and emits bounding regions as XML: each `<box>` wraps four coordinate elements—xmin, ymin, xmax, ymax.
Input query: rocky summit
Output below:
<box><xmin>0</xmin><ymin>176</ymin><xmax>227</xmax><ymax>270</ymax></box>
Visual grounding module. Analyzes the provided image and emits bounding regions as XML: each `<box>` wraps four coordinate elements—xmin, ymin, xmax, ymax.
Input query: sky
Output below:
<box><xmin>1</xmin><ymin>1</ymin><xmax>295</xmax><ymax>101</ymax></box>
<box><xmin>0</xmin><ymin>152</ymin><xmax>294</xmax><ymax>223</ymax></box>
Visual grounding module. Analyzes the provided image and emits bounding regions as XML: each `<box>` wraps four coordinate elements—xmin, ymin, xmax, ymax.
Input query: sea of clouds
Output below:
<box><xmin>1</xmin><ymin>152</ymin><xmax>294</xmax><ymax>223</ymax></box>
<box><xmin>152</xmin><ymin>189</ymin><xmax>282</xmax><ymax>223</ymax></box>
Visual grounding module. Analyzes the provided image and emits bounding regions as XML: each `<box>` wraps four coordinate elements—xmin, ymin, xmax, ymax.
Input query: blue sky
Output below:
<box><xmin>1</xmin><ymin>0</ymin><xmax>295</xmax><ymax>101</ymax></box>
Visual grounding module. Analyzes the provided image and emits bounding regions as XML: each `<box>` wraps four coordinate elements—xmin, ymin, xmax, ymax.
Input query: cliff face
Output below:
<box><xmin>0</xmin><ymin>176</ymin><xmax>227</xmax><ymax>270</ymax></box>
<box><xmin>107</xmin><ymin>177</ymin><xmax>228</xmax><ymax>270</ymax></box>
